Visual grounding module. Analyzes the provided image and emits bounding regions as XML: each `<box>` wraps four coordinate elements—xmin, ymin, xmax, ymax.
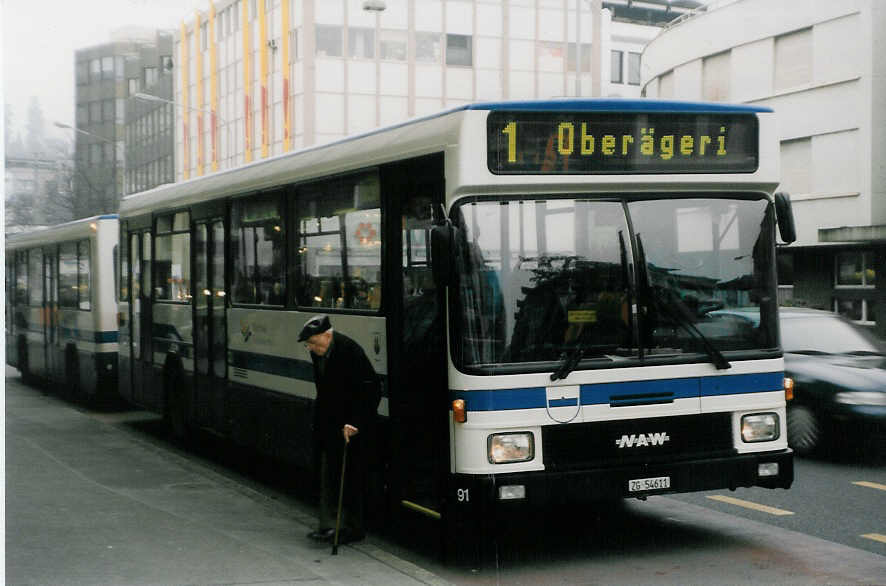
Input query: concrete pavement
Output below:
<box><xmin>5</xmin><ymin>367</ymin><xmax>447</xmax><ymax>586</ymax></box>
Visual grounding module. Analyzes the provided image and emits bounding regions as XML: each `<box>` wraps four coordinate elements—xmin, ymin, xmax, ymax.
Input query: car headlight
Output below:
<box><xmin>488</xmin><ymin>432</ymin><xmax>534</xmax><ymax>464</ymax></box>
<box><xmin>835</xmin><ymin>392</ymin><xmax>886</xmax><ymax>406</ymax></box>
<box><xmin>741</xmin><ymin>413</ymin><xmax>780</xmax><ymax>443</ymax></box>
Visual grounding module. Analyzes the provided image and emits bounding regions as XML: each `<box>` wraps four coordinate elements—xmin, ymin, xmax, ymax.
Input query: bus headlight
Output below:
<box><xmin>741</xmin><ymin>413</ymin><xmax>780</xmax><ymax>442</ymax></box>
<box><xmin>488</xmin><ymin>432</ymin><xmax>534</xmax><ymax>464</ymax></box>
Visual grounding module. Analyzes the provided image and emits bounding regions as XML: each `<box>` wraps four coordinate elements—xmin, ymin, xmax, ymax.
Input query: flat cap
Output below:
<box><xmin>298</xmin><ymin>314</ymin><xmax>331</xmax><ymax>342</ymax></box>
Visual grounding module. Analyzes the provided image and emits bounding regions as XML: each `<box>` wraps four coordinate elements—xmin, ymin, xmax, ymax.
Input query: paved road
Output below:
<box><xmin>672</xmin><ymin>446</ymin><xmax>886</xmax><ymax>556</ymax></box>
<box><xmin>5</xmin><ymin>367</ymin><xmax>447</xmax><ymax>586</ymax></box>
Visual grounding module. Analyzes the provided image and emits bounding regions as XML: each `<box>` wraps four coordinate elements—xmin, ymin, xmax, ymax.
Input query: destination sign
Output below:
<box><xmin>487</xmin><ymin>111</ymin><xmax>759</xmax><ymax>175</ymax></box>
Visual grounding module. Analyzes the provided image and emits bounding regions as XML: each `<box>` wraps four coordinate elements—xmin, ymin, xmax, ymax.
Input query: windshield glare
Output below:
<box><xmin>451</xmin><ymin>196</ymin><xmax>777</xmax><ymax>371</ymax></box>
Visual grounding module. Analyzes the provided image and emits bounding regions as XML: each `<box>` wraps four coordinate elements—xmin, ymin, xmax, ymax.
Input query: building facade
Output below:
<box><xmin>124</xmin><ymin>60</ymin><xmax>176</xmax><ymax>195</ymax></box>
<box><xmin>4</xmin><ymin>156</ymin><xmax>73</xmax><ymax>230</ymax></box>
<box><xmin>173</xmin><ymin>0</ymin><xmax>699</xmax><ymax>181</ymax></box>
<box><xmin>641</xmin><ymin>0</ymin><xmax>886</xmax><ymax>334</ymax></box>
<box><xmin>74</xmin><ymin>29</ymin><xmax>174</xmax><ymax>212</ymax></box>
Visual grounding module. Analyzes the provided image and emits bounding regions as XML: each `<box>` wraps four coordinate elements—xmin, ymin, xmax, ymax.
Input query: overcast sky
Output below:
<box><xmin>3</xmin><ymin>0</ymin><xmax>205</xmax><ymax>141</ymax></box>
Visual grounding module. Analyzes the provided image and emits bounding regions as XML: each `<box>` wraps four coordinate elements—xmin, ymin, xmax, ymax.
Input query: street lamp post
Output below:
<box><xmin>363</xmin><ymin>1</ymin><xmax>386</xmax><ymax>128</ymax></box>
<box><xmin>54</xmin><ymin>121</ymin><xmax>119</xmax><ymax>216</ymax></box>
<box><xmin>134</xmin><ymin>92</ymin><xmax>230</xmax><ymax>174</ymax></box>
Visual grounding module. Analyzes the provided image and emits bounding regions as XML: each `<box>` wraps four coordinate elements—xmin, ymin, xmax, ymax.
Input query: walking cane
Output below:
<box><xmin>331</xmin><ymin>437</ymin><xmax>348</xmax><ymax>555</ymax></box>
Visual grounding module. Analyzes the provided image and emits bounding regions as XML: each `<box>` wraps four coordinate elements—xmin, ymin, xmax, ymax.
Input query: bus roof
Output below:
<box><xmin>5</xmin><ymin>214</ymin><xmax>118</xmax><ymax>250</ymax></box>
<box><xmin>463</xmin><ymin>98</ymin><xmax>772</xmax><ymax>113</ymax></box>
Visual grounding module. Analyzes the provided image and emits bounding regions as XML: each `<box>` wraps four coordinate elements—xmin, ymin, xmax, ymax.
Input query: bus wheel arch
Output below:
<box><xmin>17</xmin><ymin>335</ymin><xmax>33</xmax><ymax>386</ymax></box>
<box><xmin>64</xmin><ymin>343</ymin><xmax>81</xmax><ymax>400</ymax></box>
<box><xmin>163</xmin><ymin>354</ymin><xmax>190</xmax><ymax>441</ymax></box>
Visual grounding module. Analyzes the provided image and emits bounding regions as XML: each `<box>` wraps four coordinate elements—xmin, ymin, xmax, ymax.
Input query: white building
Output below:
<box><xmin>170</xmin><ymin>0</ymin><xmax>700</xmax><ymax>181</ymax></box>
<box><xmin>642</xmin><ymin>0</ymin><xmax>886</xmax><ymax>333</ymax></box>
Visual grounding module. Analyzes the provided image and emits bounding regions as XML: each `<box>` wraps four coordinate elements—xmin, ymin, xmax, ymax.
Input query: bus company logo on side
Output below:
<box><xmin>615</xmin><ymin>432</ymin><xmax>671</xmax><ymax>449</ymax></box>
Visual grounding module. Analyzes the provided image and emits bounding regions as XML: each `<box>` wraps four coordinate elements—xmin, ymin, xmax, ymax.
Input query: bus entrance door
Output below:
<box><xmin>193</xmin><ymin>220</ymin><xmax>227</xmax><ymax>431</ymax></box>
<box><xmin>43</xmin><ymin>248</ymin><xmax>59</xmax><ymax>382</ymax></box>
<box><xmin>129</xmin><ymin>231</ymin><xmax>153</xmax><ymax>406</ymax></box>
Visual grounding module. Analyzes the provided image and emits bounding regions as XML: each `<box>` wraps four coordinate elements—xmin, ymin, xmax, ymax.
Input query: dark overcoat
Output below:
<box><xmin>311</xmin><ymin>331</ymin><xmax>380</xmax><ymax>455</ymax></box>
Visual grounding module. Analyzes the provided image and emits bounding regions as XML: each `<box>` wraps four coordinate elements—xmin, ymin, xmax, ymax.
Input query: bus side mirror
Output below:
<box><xmin>431</xmin><ymin>223</ymin><xmax>454</xmax><ymax>287</ymax></box>
<box><xmin>774</xmin><ymin>192</ymin><xmax>797</xmax><ymax>244</ymax></box>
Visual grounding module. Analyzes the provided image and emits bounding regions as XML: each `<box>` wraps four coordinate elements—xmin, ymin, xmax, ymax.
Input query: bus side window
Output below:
<box><xmin>295</xmin><ymin>172</ymin><xmax>381</xmax><ymax>311</ymax></box>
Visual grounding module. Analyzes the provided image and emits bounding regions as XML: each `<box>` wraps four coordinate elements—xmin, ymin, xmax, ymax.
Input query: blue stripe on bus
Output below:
<box><xmin>699</xmin><ymin>371</ymin><xmax>784</xmax><ymax>396</ymax></box>
<box><xmin>21</xmin><ymin>327</ymin><xmax>117</xmax><ymax>344</ymax></box>
<box><xmin>451</xmin><ymin>372</ymin><xmax>784</xmax><ymax>412</ymax></box>
<box><xmin>229</xmin><ymin>350</ymin><xmax>315</xmax><ymax>382</ymax></box>
<box><xmin>58</xmin><ymin>327</ymin><xmax>118</xmax><ymax>343</ymax></box>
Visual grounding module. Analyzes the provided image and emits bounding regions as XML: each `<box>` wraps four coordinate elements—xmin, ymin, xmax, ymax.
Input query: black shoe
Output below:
<box><xmin>307</xmin><ymin>528</ymin><xmax>335</xmax><ymax>542</ymax></box>
<box><xmin>334</xmin><ymin>528</ymin><xmax>365</xmax><ymax>545</ymax></box>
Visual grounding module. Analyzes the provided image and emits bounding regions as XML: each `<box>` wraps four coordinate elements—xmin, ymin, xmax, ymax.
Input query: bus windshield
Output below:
<box><xmin>451</xmin><ymin>196</ymin><xmax>778</xmax><ymax>372</ymax></box>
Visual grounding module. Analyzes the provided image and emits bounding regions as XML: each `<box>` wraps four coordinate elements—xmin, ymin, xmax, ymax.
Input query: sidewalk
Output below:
<box><xmin>5</xmin><ymin>367</ymin><xmax>447</xmax><ymax>585</ymax></box>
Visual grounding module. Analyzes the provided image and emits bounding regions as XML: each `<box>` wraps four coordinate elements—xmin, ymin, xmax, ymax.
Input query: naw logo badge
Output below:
<box><xmin>615</xmin><ymin>432</ymin><xmax>671</xmax><ymax>449</ymax></box>
<box><xmin>240</xmin><ymin>320</ymin><xmax>252</xmax><ymax>342</ymax></box>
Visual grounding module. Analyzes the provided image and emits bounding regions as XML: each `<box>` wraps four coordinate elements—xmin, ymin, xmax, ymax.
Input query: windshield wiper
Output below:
<box><xmin>550</xmin><ymin>342</ymin><xmax>611</xmax><ymax>381</ymax></box>
<box><xmin>636</xmin><ymin>235</ymin><xmax>731</xmax><ymax>370</ymax></box>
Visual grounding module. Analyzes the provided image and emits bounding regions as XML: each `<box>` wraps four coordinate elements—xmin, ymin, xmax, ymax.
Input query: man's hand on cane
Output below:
<box><xmin>343</xmin><ymin>424</ymin><xmax>358</xmax><ymax>443</ymax></box>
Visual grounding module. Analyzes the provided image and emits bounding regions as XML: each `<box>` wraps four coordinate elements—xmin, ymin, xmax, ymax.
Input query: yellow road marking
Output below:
<box><xmin>852</xmin><ymin>481</ymin><xmax>886</xmax><ymax>492</ymax></box>
<box><xmin>861</xmin><ymin>533</ymin><xmax>886</xmax><ymax>544</ymax></box>
<box><xmin>706</xmin><ymin>495</ymin><xmax>794</xmax><ymax>516</ymax></box>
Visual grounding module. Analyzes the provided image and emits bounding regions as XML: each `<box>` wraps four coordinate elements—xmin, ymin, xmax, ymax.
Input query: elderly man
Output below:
<box><xmin>298</xmin><ymin>314</ymin><xmax>380</xmax><ymax>544</ymax></box>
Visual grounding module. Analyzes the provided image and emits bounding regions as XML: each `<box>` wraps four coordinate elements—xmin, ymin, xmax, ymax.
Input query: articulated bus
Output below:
<box><xmin>5</xmin><ymin>215</ymin><xmax>119</xmax><ymax>402</ymax></box>
<box><xmin>116</xmin><ymin>98</ymin><xmax>795</xmax><ymax>560</ymax></box>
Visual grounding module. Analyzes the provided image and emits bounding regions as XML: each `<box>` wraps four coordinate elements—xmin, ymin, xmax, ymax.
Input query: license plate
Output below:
<box><xmin>628</xmin><ymin>476</ymin><xmax>671</xmax><ymax>492</ymax></box>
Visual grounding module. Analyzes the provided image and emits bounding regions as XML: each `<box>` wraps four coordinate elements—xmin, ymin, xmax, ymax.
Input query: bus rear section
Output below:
<box><xmin>6</xmin><ymin>215</ymin><xmax>119</xmax><ymax>403</ymax></box>
<box><xmin>432</xmin><ymin>103</ymin><xmax>794</xmax><ymax>562</ymax></box>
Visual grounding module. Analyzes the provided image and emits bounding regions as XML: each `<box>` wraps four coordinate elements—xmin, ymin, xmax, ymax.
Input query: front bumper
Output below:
<box><xmin>457</xmin><ymin>449</ymin><xmax>793</xmax><ymax>508</ymax></box>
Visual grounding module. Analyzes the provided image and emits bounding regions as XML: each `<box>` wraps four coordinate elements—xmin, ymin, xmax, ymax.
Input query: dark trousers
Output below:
<box><xmin>317</xmin><ymin>441</ymin><xmax>365</xmax><ymax>534</ymax></box>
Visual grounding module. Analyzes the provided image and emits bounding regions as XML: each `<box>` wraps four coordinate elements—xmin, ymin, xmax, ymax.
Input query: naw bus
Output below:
<box><xmin>116</xmin><ymin>98</ymin><xmax>795</xmax><ymax>561</ymax></box>
<box><xmin>5</xmin><ymin>215</ymin><xmax>119</xmax><ymax>402</ymax></box>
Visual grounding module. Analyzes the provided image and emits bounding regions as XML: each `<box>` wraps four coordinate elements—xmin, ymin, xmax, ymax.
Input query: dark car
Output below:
<box><xmin>779</xmin><ymin>308</ymin><xmax>886</xmax><ymax>455</ymax></box>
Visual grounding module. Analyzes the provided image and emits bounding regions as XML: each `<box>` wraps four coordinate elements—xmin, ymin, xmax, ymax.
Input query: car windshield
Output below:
<box><xmin>781</xmin><ymin>316</ymin><xmax>882</xmax><ymax>355</ymax></box>
<box><xmin>450</xmin><ymin>196</ymin><xmax>778</xmax><ymax>372</ymax></box>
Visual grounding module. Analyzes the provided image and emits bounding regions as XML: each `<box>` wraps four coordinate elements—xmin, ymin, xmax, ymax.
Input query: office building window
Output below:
<box><xmin>89</xmin><ymin>59</ymin><xmax>101</xmax><ymax>82</ymax></box>
<box><xmin>89</xmin><ymin>101</ymin><xmax>102</xmax><ymax>123</ymax></box>
<box><xmin>161</xmin><ymin>55</ymin><xmax>173</xmax><ymax>72</ymax></box>
<box><xmin>144</xmin><ymin>67</ymin><xmax>158</xmax><ymax>87</ymax></box>
<box><xmin>610</xmin><ymin>50</ymin><xmax>623</xmax><ymax>84</ymax></box>
<box><xmin>774</xmin><ymin>27</ymin><xmax>812</xmax><ymax>92</ymax></box>
<box><xmin>102</xmin><ymin>99</ymin><xmax>115</xmax><ymax>121</ymax></box>
<box><xmin>628</xmin><ymin>52</ymin><xmax>641</xmax><ymax>85</ymax></box>
<box><xmin>77</xmin><ymin>105</ymin><xmax>88</xmax><ymax>125</ymax></box>
<box><xmin>76</xmin><ymin>62</ymin><xmax>88</xmax><ymax>85</ymax></box>
<box><xmin>702</xmin><ymin>50</ymin><xmax>730</xmax><ymax>102</ymax></box>
<box><xmin>836</xmin><ymin>251</ymin><xmax>874</xmax><ymax>287</ymax></box>
<box><xmin>316</xmin><ymin>25</ymin><xmax>343</xmax><ymax>57</ymax></box>
<box><xmin>416</xmin><ymin>31</ymin><xmax>441</xmax><ymax>63</ymax></box>
<box><xmin>380</xmin><ymin>30</ymin><xmax>406</xmax><ymax>61</ymax></box>
<box><xmin>349</xmin><ymin>27</ymin><xmax>374</xmax><ymax>59</ymax></box>
<box><xmin>128</xmin><ymin>78</ymin><xmax>140</xmax><ymax>96</ymax></box>
<box><xmin>538</xmin><ymin>42</ymin><xmax>565</xmax><ymax>73</ymax></box>
<box><xmin>567</xmin><ymin>43</ymin><xmax>591</xmax><ymax>73</ymax></box>
<box><xmin>446</xmin><ymin>34</ymin><xmax>472</xmax><ymax>66</ymax></box>
<box><xmin>101</xmin><ymin>56</ymin><xmax>114</xmax><ymax>80</ymax></box>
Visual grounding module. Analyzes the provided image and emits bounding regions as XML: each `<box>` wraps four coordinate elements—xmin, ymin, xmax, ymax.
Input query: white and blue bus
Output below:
<box><xmin>116</xmin><ymin>98</ymin><xmax>795</xmax><ymax>560</ymax></box>
<box><xmin>6</xmin><ymin>215</ymin><xmax>119</xmax><ymax>402</ymax></box>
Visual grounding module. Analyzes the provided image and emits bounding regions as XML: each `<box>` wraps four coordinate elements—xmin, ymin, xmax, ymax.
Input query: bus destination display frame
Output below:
<box><xmin>487</xmin><ymin>110</ymin><xmax>760</xmax><ymax>175</ymax></box>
